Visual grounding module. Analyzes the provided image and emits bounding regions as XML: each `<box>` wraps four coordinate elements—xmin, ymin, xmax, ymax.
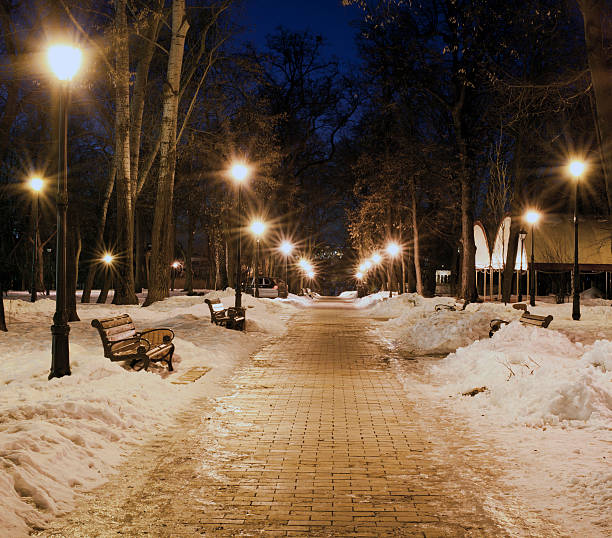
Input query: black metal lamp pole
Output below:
<box><xmin>255</xmin><ymin>238</ymin><xmax>260</xmax><ymax>298</ymax></box>
<box><xmin>50</xmin><ymin>82</ymin><xmax>71</xmax><ymax>379</ymax></box>
<box><xmin>572</xmin><ymin>180</ymin><xmax>581</xmax><ymax>320</ymax></box>
<box><xmin>30</xmin><ymin>190</ymin><xmax>40</xmax><ymax>303</ymax></box>
<box><xmin>235</xmin><ymin>184</ymin><xmax>242</xmax><ymax>308</ymax></box>
<box><xmin>518</xmin><ymin>230</ymin><xmax>526</xmax><ymax>302</ymax></box>
<box><xmin>529</xmin><ymin>224</ymin><xmax>536</xmax><ymax>307</ymax></box>
<box><xmin>284</xmin><ymin>255</ymin><xmax>288</xmax><ymax>292</ymax></box>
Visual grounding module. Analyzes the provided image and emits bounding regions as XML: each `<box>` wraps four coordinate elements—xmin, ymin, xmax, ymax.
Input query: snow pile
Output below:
<box><xmin>339</xmin><ymin>291</ymin><xmax>357</xmax><ymax>298</ymax></box>
<box><xmin>433</xmin><ymin>322</ymin><xmax>612</xmax><ymax>428</ymax></box>
<box><xmin>370</xmin><ymin>294</ymin><xmax>520</xmax><ymax>355</ymax></box>
<box><xmin>0</xmin><ymin>291</ymin><xmax>304</xmax><ymax>536</ymax></box>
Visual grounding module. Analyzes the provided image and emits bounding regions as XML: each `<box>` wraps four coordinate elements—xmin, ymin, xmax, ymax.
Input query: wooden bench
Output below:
<box><xmin>91</xmin><ymin>314</ymin><xmax>175</xmax><ymax>371</ymax></box>
<box><xmin>205</xmin><ymin>298</ymin><xmax>245</xmax><ymax>331</ymax></box>
<box><xmin>489</xmin><ymin>310</ymin><xmax>554</xmax><ymax>337</ymax></box>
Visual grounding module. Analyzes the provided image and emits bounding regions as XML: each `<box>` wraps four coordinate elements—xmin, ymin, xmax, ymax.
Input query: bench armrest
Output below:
<box><xmin>489</xmin><ymin>318</ymin><xmax>510</xmax><ymax>329</ymax></box>
<box><xmin>139</xmin><ymin>328</ymin><xmax>174</xmax><ymax>345</ymax></box>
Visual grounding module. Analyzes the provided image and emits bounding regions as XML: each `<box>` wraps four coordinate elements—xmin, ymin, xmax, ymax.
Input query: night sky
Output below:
<box><xmin>239</xmin><ymin>0</ymin><xmax>362</xmax><ymax>66</ymax></box>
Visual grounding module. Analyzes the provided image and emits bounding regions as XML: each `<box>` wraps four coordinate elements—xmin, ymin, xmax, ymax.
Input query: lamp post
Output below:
<box><xmin>230</xmin><ymin>163</ymin><xmax>249</xmax><ymax>308</ymax></box>
<box><xmin>29</xmin><ymin>177</ymin><xmax>43</xmax><ymax>302</ymax></box>
<box><xmin>279</xmin><ymin>240</ymin><xmax>294</xmax><ymax>292</ymax></box>
<box><xmin>518</xmin><ymin>228</ymin><xmax>527</xmax><ymax>302</ymax></box>
<box><xmin>250</xmin><ymin>220</ymin><xmax>265</xmax><ymax>297</ymax></box>
<box><xmin>48</xmin><ymin>44</ymin><xmax>82</xmax><ymax>380</ymax></box>
<box><xmin>569</xmin><ymin>160</ymin><xmax>586</xmax><ymax>321</ymax></box>
<box><xmin>385</xmin><ymin>242</ymin><xmax>401</xmax><ymax>298</ymax></box>
<box><xmin>524</xmin><ymin>211</ymin><xmax>540</xmax><ymax>307</ymax></box>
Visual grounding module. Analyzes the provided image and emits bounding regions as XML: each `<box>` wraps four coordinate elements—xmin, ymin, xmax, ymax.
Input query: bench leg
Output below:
<box><xmin>165</xmin><ymin>348</ymin><xmax>174</xmax><ymax>371</ymax></box>
<box><xmin>130</xmin><ymin>355</ymin><xmax>150</xmax><ymax>371</ymax></box>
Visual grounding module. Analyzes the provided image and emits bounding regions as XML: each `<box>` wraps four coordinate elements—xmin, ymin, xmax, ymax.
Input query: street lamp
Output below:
<box><xmin>279</xmin><ymin>240</ymin><xmax>294</xmax><ymax>292</ymax></box>
<box><xmin>48</xmin><ymin>43</ymin><xmax>82</xmax><ymax>380</ymax></box>
<box><xmin>524</xmin><ymin>210</ymin><xmax>540</xmax><ymax>307</ymax></box>
<box><xmin>250</xmin><ymin>220</ymin><xmax>265</xmax><ymax>298</ymax></box>
<box><xmin>518</xmin><ymin>228</ymin><xmax>527</xmax><ymax>302</ymax></box>
<box><xmin>229</xmin><ymin>162</ymin><xmax>250</xmax><ymax>308</ymax></box>
<box><xmin>29</xmin><ymin>177</ymin><xmax>44</xmax><ymax>303</ymax></box>
<box><xmin>569</xmin><ymin>160</ymin><xmax>586</xmax><ymax>320</ymax></box>
<box><xmin>385</xmin><ymin>241</ymin><xmax>401</xmax><ymax>298</ymax></box>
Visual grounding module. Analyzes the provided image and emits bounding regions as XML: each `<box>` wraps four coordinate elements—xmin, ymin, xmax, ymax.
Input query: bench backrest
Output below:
<box><xmin>91</xmin><ymin>314</ymin><xmax>137</xmax><ymax>354</ymax></box>
<box><xmin>520</xmin><ymin>312</ymin><xmax>553</xmax><ymax>328</ymax></box>
<box><xmin>205</xmin><ymin>298</ymin><xmax>226</xmax><ymax>315</ymax></box>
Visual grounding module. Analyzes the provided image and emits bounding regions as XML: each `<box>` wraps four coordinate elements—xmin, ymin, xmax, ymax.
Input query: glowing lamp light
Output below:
<box><xmin>172</xmin><ymin>261</ymin><xmax>180</xmax><ymax>269</ymax></box>
<box><xmin>307</xmin><ymin>270</ymin><xmax>315</xmax><ymax>279</ymax></box>
<box><xmin>371</xmin><ymin>253</ymin><xmax>382</xmax><ymax>264</ymax></box>
<box><xmin>102</xmin><ymin>253</ymin><xmax>114</xmax><ymax>265</ymax></box>
<box><xmin>356</xmin><ymin>271</ymin><xmax>364</xmax><ymax>280</ymax></box>
<box><xmin>280</xmin><ymin>241</ymin><xmax>294</xmax><ymax>256</ymax></box>
<box><xmin>299</xmin><ymin>258</ymin><xmax>311</xmax><ymax>271</ymax></box>
<box><xmin>29</xmin><ymin>177</ymin><xmax>43</xmax><ymax>192</ymax></box>
<box><xmin>230</xmin><ymin>162</ymin><xmax>250</xmax><ymax>182</ymax></box>
<box><xmin>525</xmin><ymin>211</ymin><xmax>540</xmax><ymax>225</ymax></box>
<box><xmin>386</xmin><ymin>242</ymin><xmax>401</xmax><ymax>257</ymax></box>
<box><xmin>364</xmin><ymin>260</ymin><xmax>372</xmax><ymax>270</ymax></box>
<box><xmin>250</xmin><ymin>220</ymin><xmax>265</xmax><ymax>237</ymax></box>
<box><xmin>569</xmin><ymin>160</ymin><xmax>586</xmax><ymax>178</ymax></box>
<box><xmin>47</xmin><ymin>45</ymin><xmax>82</xmax><ymax>81</ymax></box>
<box><xmin>359</xmin><ymin>263</ymin><xmax>367</xmax><ymax>272</ymax></box>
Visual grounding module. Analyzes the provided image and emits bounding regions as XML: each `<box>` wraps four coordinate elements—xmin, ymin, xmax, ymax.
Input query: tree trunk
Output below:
<box><xmin>502</xmin><ymin>135</ymin><xmax>526</xmax><ymax>303</ymax></box>
<box><xmin>409</xmin><ymin>176</ymin><xmax>423</xmax><ymax>295</ymax></box>
<box><xmin>184</xmin><ymin>209</ymin><xmax>194</xmax><ymax>293</ymax></box>
<box><xmin>578</xmin><ymin>0</ymin><xmax>612</xmax><ymax>214</ymax></box>
<box><xmin>97</xmin><ymin>272</ymin><xmax>111</xmax><ymax>304</ymax></box>
<box><xmin>134</xmin><ymin>205</ymin><xmax>144</xmax><ymax>293</ymax></box>
<box><xmin>0</xmin><ymin>280</ymin><xmax>6</xmax><ymax>331</ymax></box>
<box><xmin>113</xmin><ymin>0</ymin><xmax>138</xmax><ymax>305</ymax></box>
<box><xmin>82</xmin><ymin>166</ymin><xmax>115</xmax><ymax>302</ymax></box>
<box><xmin>501</xmin><ymin>217</ymin><xmax>520</xmax><ymax>304</ymax></box>
<box><xmin>453</xmin><ymin>98</ymin><xmax>477</xmax><ymax>302</ymax></box>
<box><xmin>144</xmin><ymin>0</ymin><xmax>189</xmax><ymax>307</ymax></box>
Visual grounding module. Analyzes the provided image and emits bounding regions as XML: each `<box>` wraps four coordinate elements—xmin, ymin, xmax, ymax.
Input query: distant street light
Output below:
<box><xmin>29</xmin><ymin>177</ymin><xmax>44</xmax><ymax>303</ymax></box>
<box><xmin>518</xmin><ymin>228</ymin><xmax>527</xmax><ymax>302</ymax></box>
<box><xmin>102</xmin><ymin>253</ymin><xmax>114</xmax><ymax>265</ymax></box>
<box><xmin>229</xmin><ymin>162</ymin><xmax>250</xmax><ymax>308</ymax></box>
<box><xmin>385</xmin><ymin>241</ymin><xmax>401</xmax><ymax>298</ymax></box>
<box><xmin>524</xmin><ymin>210</ymin><xmax>540</xmax><ymax>307</ymax></box>
<box><xmin>279</xmin><ymin>240</ymin><xmax>294</xmax><ymax>292</ymax></box>
<box><xmin>250</xmin><ymin>220</ymin><xmax>266</xmax><ymax>297</ymax></box>
<box><xmin>48</xmin><ymin>43</ymin><xmax>82</xmax><ymax>380</ymax></box>
<box><xmin>569</xmin><ymin>160</ymin><xmax>586</xmax><ymax>321</ymax></box>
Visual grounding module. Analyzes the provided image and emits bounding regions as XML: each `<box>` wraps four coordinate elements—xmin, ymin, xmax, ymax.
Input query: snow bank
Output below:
<box><xmin>367</xmin><ymin>293</ymin><xmax>519</xmax><ymax>355</ymax></box>
<box><xmin>339</xmin><ymin>291</ymin><xmax>357</xmax><ymax>298</ymax></box>
<box><xmin>432</xmin><ymin>322</ymin><xmax>612</xmax><ymax>428</ymax></box>
<box><xmin>0</xmin><ymin>291</ymin><xmax>304</xmax><ymax>536</ymax></box>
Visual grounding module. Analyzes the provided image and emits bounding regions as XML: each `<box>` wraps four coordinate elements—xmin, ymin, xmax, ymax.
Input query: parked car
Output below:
<box><xmin>243</xmin><ymin>276</ymin><xmax>286</xmax><ymax>298</ymax></box>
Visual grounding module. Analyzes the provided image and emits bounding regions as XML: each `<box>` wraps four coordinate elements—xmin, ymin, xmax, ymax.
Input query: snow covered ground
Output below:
<box><xmin>362</xmin><ymin>292</ymin><xmax>612</xmax><ymax>537</ymax></box>
<box><xmin>2</xmin><ymin>289</ymin><xmax>611</xmax><ymax>536</ymax></box>
<box><xmin>0</xmin><ymin>290</ymin><xmax>308</xmax><ymax>536</ymax></box>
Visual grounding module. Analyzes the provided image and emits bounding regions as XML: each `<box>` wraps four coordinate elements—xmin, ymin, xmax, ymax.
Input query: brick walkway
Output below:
<box><xmin>42</xmin><ymin>304</ymin><xmax>560</xmax><ymax>537</ymax></box>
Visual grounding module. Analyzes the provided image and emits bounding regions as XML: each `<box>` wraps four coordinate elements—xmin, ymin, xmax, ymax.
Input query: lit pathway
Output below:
<box><xmin>43</xmin><ymin>301</ymin><xmax>561</xmax><ymax>537</ymax></box>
